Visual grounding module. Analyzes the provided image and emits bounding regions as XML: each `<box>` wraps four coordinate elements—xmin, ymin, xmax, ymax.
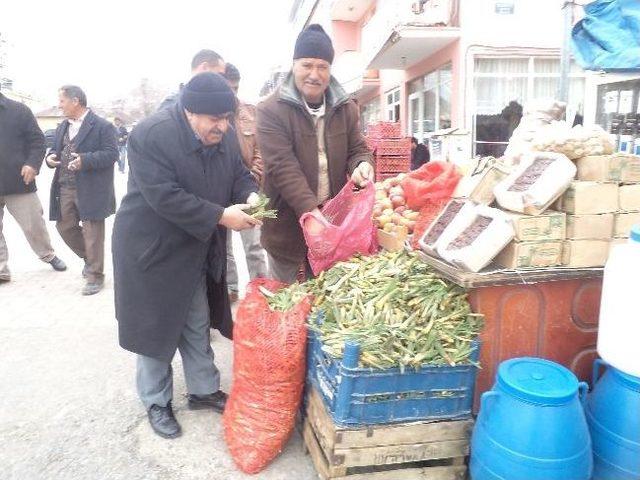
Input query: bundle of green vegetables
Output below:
<box><xmin>247</xmin><ymin>193</ymin><xmax>278</xmax><ymax>220</ymax></box>
<box><xmin>266</xmin><ymin>250</ymin><xmax>483</xmax><ymax>370</ymax></box>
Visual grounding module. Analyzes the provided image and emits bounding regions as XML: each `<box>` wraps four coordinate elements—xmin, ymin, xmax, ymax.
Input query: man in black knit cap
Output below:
<box><xmin>256</xmin><ymin>24</ymin><xmax>374</xmax><ymax>283</ymax></box>
<box><xmin>112</xmin><ymin>72</ymin><xmax>260</xmax><ymax>439</ymax></box>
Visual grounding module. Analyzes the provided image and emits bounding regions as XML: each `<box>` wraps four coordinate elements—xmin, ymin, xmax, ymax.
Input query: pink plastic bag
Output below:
<box><xmin>301</xmin><ymin>180</ymin><xmax>377</xmax><ymax>275</ymax></box>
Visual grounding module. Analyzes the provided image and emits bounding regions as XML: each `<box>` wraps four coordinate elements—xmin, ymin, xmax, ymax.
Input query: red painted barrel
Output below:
<box><xmin>469</xmin><ymin>278</ymin><xmax>602</xmax><ymax>410</ymax></box>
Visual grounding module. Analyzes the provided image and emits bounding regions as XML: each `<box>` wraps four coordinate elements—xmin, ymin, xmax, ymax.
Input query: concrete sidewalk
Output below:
<box><xmin>0</xmin><ymin>168</ymin><xmax>316</xmax><ymax>480</ymax></box>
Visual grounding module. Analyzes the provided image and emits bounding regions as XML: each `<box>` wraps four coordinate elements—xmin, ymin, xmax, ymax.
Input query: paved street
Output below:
<box><xmin>0</xmin><ymin>168</ymin><xmax>316</xmax><ymax>480</ymax></box>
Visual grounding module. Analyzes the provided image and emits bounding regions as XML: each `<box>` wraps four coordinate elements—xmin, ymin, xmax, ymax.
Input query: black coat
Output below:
<box><xmin>48</xmin><ymin>110</ymin><xmax>118</xmax><ymax>221</ymax></box>
<box><xmin>113</xmin><ymin>103</ymin><xmax>257</xmax><ymax>362</ymax></box>
<box><xmin>0</xmin><ymin>94</ymin><xmax>46</xmax><ymax>196</ymax></box>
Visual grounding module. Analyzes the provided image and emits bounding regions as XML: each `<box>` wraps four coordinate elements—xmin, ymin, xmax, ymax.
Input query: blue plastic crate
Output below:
<box><xmin>307</xmin><ymin>329</ymin><xmax>480</xmax><ymax>427</ymax></box>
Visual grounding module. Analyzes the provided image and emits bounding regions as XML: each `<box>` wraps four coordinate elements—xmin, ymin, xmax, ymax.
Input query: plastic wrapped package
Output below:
<box><xmin>437</xmin><ymin>205</ymin><xmax>515</xmax><ymax>272</ymax></box>
<box><xmin>504</xmin><ymin>100</ymin><xmax>567</xmax><ymax>163</ymax></box>
<box><xmin>418</xmin><ymin>199</ymin><xmax>475</xmax><ymax>255</ymax></box>
<box><xmin>532</xmin><ymin>123</ymin><xmax>614</xmax><ymax>159</ymax></box>
<box><xmin>494</xmin><ymin>152</ymin><xmax>576</xmax><ymax>216</ymax></box>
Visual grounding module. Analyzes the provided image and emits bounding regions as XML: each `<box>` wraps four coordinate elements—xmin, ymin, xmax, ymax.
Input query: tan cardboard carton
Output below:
<box><xmin>496</xmin><ymin>240</ymin><xmax>564</xmax><ymax>269</ymax></box>
<box><xmin>575</xmin><ymin>154</ymin><xmax>640</xmax><ymax>183</ymax></box>
<box><xmin>555</xmin><ymin>181</ymin><xmax>619</xmax><ymax>214</ymax></box>
<box><xmin>566</xmin><ymin>214</ymin><xmax>614</xmax><ymax>240</ymax></box>
<box><xmin>619</xmin><ymin>184</ymin><xmax>640</xmax><ymax>211</ymax></box>
<box><xmin>614</xmin><ymin>212</ymin><xmax>640</xmax><ymax>238</ymax></box>
<box><xmin>377</xmin><ymin>229</ymin><xmax>407</xmax><ymax>252</ymax></box>
<box><xmin>562</xmin><ymin>239</ymin><xmax>610</xmax><ymax>267</ymax></box>
<box><xmin>507</xmin><ymin>211</ymin><xmax>566</xmax><ymax>241</ymax></box>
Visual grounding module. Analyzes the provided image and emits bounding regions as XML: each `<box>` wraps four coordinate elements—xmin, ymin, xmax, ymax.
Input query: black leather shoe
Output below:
<box><xmin>147</xmin><ymin>403</ymin><xmax>181</xmax><ymax>439</ymax></box>
<box><xmin>0</xmin><ymin>275</ymin><xmax>10</xmax><ymax>284</ymax></box>
<box><xmin>187</xmin><ymin>391</ymin><xmax>228</xmax><ymax>413</ymax></box>
<box><xmin>82</xmin><ymin>281</ymin><xmax>103</xmax><ymax>296</ymax></box>
<box><xmin>48</xmin><ymin>256</ymin><xmax>67</xmax><ymax>272</ymax></box>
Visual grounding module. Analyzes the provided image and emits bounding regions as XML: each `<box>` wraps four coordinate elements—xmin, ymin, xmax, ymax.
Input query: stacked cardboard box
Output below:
<box><xmin>553</xmin><ymin>153</ymin><xmax>640</xmax><ymax>267</ymax></box>
<box><xmin>496</xmin><ymin>211</ymin><xmax>566</xmax><ymax>269</ymax></box>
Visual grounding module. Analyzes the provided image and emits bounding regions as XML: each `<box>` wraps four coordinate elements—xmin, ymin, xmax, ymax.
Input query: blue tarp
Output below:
<box><xmin>572</xmin><ymin>0</ymin><xmax>640</xmax><ymax>71</ymax></box>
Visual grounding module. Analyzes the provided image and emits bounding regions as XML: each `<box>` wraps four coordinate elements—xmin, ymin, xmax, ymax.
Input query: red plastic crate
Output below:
<box><xmin>375</xmin><ymin>138</ymin><xmax>411</xmax><ymax>156</ymax></box>
<box><xmin>367</xmin><ymin>122</ymin><xmax>402</xmax><ymax>139</ymax></box>
<box><xmin>375</xmin><ymin>155</ymin><xmax>410</xmax><ymax>173</ymax></box>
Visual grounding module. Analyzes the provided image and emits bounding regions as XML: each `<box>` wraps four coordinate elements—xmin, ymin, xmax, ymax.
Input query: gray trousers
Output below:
<box><xmin>226</xmin><ymin>227</ymin><xmax>268</xmax><ymax>292</ymax></box>
<box><xmin>136</xmin><ymin>274</ymin><xmax>220</xmax><ymax>409</ymax></box>
<box><xmin>0</xmin><ymin>192</ymin><xmax>56</xmax><ymax>279</ymax></box>
<box><xmin>267</xmin><ymin>252</ymin><xmax>315</xmax><ymax>284</ymax></box>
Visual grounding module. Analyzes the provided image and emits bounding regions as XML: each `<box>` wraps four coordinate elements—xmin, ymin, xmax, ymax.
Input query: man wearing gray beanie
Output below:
<box><xmin>112</xmin><ymin>72</ymin><xmax>260</xmax><ymax>439</ymax></box>
<box><xmin>257</xmin><ymin>24</ymin><xmax>374</xmax><ymax>283</ymax></box>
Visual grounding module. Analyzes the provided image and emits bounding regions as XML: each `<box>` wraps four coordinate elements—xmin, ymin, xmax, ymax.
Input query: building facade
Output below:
<box><xmin>290</xmin><ymin>0</ymin><xmax>588</xmax><ymax>157</ymax></box>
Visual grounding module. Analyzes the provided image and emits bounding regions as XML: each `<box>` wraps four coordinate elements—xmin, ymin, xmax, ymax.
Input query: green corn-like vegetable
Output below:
<box><xmin>272</xmin><ymin>250</ymin><xmax>484</xmax><ymax>370</ymax></box>
<box><xmin>247</xmin><ymin>193</ymin><xmax>278</xmax><ymax>219</ymax></box>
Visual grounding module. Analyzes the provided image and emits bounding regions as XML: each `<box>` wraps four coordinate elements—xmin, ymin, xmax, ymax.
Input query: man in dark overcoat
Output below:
<box><xmin>0</xmin><ymin>89</ymin><xmax>66</xmax><ymax>281</ymax></box>
<box><xmin>112</xmin><ymin>73</ymin><xmax>260</xmax><ymax>439</ymax></box>
<box><xmin>46</xmin><ymin>85</ymin><xmax>117</xmax><ymax>295</ymax></box>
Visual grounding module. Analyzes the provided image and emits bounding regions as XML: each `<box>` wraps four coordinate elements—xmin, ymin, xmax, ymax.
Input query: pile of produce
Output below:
<box><xmin>247</xmin><ymin>193</ymin><xmax>278</xmax><ymax>219</ymax></box>
<box><xmin>372</xmin><ymin>174</ymin><xmax>419</xmax><ymax>235</ymax></box>
<box><xmin>531</xmin><ymin>123</ymin><xmax>614</xmax><ymax>159</ymax></box>
<box><xmin>268</xmin><ymin>251</ymin><xmax>483</xmax><ymax>370</ymax></box>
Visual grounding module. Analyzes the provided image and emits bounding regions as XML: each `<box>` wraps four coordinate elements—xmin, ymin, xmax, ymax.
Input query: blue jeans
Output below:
<box><xmin>117</xmin><ymin>145</ymin><xmax>127</xmax><ymax>172</ymax></box>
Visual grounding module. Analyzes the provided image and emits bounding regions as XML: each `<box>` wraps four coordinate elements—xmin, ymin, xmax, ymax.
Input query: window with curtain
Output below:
<box><xmin>407</xmin><ymin>63</ymin><xmax>453</xmax><ymax>141</ymax></box>
<box><xmin>473</xmin><ymin>57</ymin><xmax>586</xmax><ymax>157</ymax></box>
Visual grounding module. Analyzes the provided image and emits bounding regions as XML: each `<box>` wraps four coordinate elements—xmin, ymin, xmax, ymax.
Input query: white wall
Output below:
<box><xmin>460</xmin><ymin>0</ymin><xmax>566</xmax><ymax>49</ymax></box>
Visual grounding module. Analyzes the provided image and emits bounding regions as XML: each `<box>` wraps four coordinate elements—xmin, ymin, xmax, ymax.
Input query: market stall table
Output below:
<box><xmin>417</xmin><ymin>252</ymin><xmax>604</xmax><ymax>410</ymax></box>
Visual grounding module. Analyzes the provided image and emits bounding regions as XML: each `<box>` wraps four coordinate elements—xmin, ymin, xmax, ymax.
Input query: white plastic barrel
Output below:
<box><xmin>597</xmin><ymin>224</ymin><xmax>640</xmax><ymax>378</ymax></box>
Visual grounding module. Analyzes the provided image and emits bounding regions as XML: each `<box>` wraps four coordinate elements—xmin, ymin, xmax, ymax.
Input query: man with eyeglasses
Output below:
<box><xmin>112</xmin><ymin>73</ymin><xmax>260</xmax><ymax>439</ymax></box>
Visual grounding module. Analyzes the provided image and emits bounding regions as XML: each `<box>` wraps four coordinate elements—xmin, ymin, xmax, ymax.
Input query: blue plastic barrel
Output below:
<box><xmin>470</xmin><ymin>357</ymin><xmax>592</xmax><ymax>480</ymax></box>
<box><xmin>587</xmin><ymin>359</ymin><xmax>640</xmax><ymax>480</ymax></box>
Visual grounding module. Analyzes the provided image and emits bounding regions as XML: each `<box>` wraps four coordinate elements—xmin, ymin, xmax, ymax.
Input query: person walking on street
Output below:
<box><xmin>256</xmin><ymin>24</ymin><xmax>374</xmax><ymax>283</ymax></box>
<box><xmin>113</xmin><ymin>73</ymin><xmax>260</xmax><ymax>440</ymax></box>
<box><xmin>45</xmin><ymin>85</ymin><xmax>117</xmax><ymax>295</ymax></box>
<box><xmin>158</xmin><ymin>49</ymin><xmax>225</xmax><ymax>111</ymax></box>
<box><xmin>0</xmin><ymin>90</ymin><xmax>67</xmax><ymax>282</ymax></box>
<box><xmin>114</xmin><ymin>117</ymin><xmax>128</xmax><ymax>173</ymax></box>
<box><xmin>223</xmin><ymin>63</ymin><xmax>268</xmax><ymax>302</ymax></box>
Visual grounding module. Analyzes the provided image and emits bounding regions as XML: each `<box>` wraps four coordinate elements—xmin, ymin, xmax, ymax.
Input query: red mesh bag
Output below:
<box><xmin>223</xmin><ymin>279</ymin><xmax>312</xmax><ymax>474</ymax></box>
<box><xmin>400</xmin><ymin>161</ymin><xmax>461</xmax><ymax>211</ymax></box>
<box><xmin>300</xmin><ymin>180</ymin><xmax>378</xmax><ymax>275</ymax></box>
<box><xmin>411</xmin><ymin>199</ymin><xmax>449</xmax><ymax>250</ymax></box>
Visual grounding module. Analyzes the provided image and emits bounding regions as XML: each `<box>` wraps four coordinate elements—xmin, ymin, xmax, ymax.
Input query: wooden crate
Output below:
<box><xmin>302</xmin><ymin>388</ymin><xmax>472</xmax><ymax>480</ymax></box>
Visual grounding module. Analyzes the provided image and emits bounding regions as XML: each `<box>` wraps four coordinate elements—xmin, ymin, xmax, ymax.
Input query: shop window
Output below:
<box><xmin>408</xmin><ymin>63</ymin><xmax>452</xmax><ymax>143</ymax></box>
<box><xmin>361</xmin><ymin>98</ymin><xmax>381</xmax><ymax>133</ymax></box>
<box><xmin>386</xmin><ymin>88</ymin><xmax>400</xmax><ymax>122</ymax></box>
<box><xmin>472</xmin><ymin>57</ymin><xmax>586</xmax><ymax>157</ymax></box>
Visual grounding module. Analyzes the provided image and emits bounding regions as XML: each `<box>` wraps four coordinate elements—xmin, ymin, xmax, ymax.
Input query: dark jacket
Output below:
<box><xmin>48</xmin><ymin>110</ymin><xmax>118</xmax><ymax>221</ymax></box>
<box><xmin>411</xmin><ymin>143</ymin><xmax>430</xmax><ymax>170</ymax></box>
<box><xmin>256</xmin><ymin>73</ymin><xmax>373</xmax><ymax>263</ymax></box>
<box><xmin>0</xmin><ymin>93</ymin><xmax>46</xmax><ymax>196</ymax></box>
<box><xmin>113</xmin><ymin>102</ymin><xmax>257</xmax><ymax>362</ymax></box>
<box><xmin>116</xmin><ymin>126</ymin><xmax>128</xmax><ymax>147</ymax></box>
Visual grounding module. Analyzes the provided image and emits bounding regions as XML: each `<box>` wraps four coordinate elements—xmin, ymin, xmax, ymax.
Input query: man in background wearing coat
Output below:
<box><xmin>45</xmin><ymin>85</ymin><xmax>117</xmax><ymax>295</ymax></box>
<box><xmin>223</xmin><ymin>63</ymin><xmax>268</xmax><ymax>302</ymax></box>
<box><xmin>0</xmin><ymin>89</ymin><xmax>67</xmax><ymax>282</ymax></box>
<box><xmin>113</xmin><ymin>73</ymin><xmax>260</xmax><ymax>439</ymax></box>
<box><xmin>256</xmin><ymin>24</ymin><xmax>374</xmax><ymax>283</ymax></box>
